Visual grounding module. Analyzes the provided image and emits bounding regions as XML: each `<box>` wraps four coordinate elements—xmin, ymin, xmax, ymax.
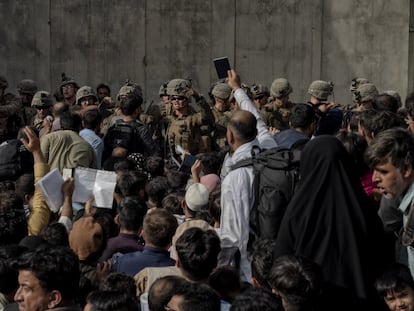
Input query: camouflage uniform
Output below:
<box><xmin>165</xmin><ymin>79</ymin><xmax>213</xmax><ymax>155</ymax></box>
<box><xmin>210</xmin><ymin>82</ymin><xmax>232</xmax><ymax>150</ymax></box>
<box><xmin>0</xmin><ymin>76</ymin><xmax>23</xmax><ymax>141</ymax></box>
<box><xmin>30</xmin><ymin>91</ymin><xmax>54</xmax><ymax>132</ymax></box>
<box><xmin>17</xmin><ymin>79</ymin><xmax>38</xmax><ymax>126</ymax></box>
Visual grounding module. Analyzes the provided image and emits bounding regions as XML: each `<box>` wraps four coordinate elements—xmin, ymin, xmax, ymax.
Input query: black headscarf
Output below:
<box><xmin>274</xmin><ymin>135</ymin><xmax>387</xmax><ymax>307</ymax></box>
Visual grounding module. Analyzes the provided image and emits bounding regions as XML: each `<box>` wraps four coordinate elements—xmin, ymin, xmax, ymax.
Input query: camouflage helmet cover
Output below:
<box><xmin>117</xmin><ymin>80</ymin><xmax>143</xmax><ymax>101</ymax></box>
<box><xmin>211</xmin><ymin>83</ymin><xmax>232</xmax><ymax>100</ymax></box>
<box><xmin>31</xmin><ymin>91</ymin><xmax>54</xmax><ymax>108</ymax></box>
<box><xmin>60</xmin><ymin>72</ymin><xmax>79</xmax><ymax>89</ymax></box>
<box><xmin>76</xmin><ymin>86</ymin><xmax>98</xmax><ymax>105</ymax></box>
<box><xmin>166</xmin><ymin>79</ymin><xmax>192</xmax><ymax>99</ymax></box>
<box><xmin>250</xmin><ymin>84</ymin><xmax>270</xmax><ymax>99</ymax></box>
<box><xmin>270</xmin><ymin>78</ymin><xmax>292</xmax><ymax>98</ymax></box>
<box><xmin>17</xmin><ymin>79</ymin><xmax>38</xmax><ymax>95</ymax></box>
<box><xmin>353</xmin><ymin>83</ymin><xmax>379</xmax><ymax>103</ymax></box>
<box><xmin>308</xmin><ymin>80</ymin><xmax>334</xmax><ymax>101</ymax></box>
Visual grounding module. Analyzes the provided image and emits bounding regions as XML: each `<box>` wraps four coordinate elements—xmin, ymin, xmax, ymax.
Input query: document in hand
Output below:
<box><xmin>72</xmin><ymin>167</ymin><xmax>117</xmax><ymax>208</ymax></box>
<box><xmin>36</xmin><ymin>168</ymin><xmax>64</xmax><ymax>213</ymax></box>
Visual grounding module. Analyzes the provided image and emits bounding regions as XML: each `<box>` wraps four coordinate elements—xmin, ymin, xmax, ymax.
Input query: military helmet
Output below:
<box><xmin>158</xmin><ymin>81</ymin><xmax>169</xmax><ymax>97</ymax></box>
<box><xmin>308</xmin><ymin>80</ymin><xmax>334</xmax><ymax>101</ymax></box>
<box><xmin>60</xmin><ymin>72</ymin><xmax>79</xmax><ymax>89</ymax></box>
<box><xmin>166</xmin><ymin>79</ymin><xmax>192</xmax><ymax>99</ymax></box>
<box><xmin>0</xmin><ymin>76</ymin><xmax>8</xmax><ymax>89</ymax></box>
<box><xmin>31</xmin><ymin>91</ymin><xmax>54</xmax><ymax>108</ymax></box>
<box><xmin>270</xmin><ymin>78</ymin><xmax>292</xmax><ymax>98</ymax></box>
<box><xmin>117</xmin><ymin>80</ymin><xmax>143</xmax><ymax>101</ymax></box>
<box><xmin>349</xmin><ymin>77</ymin><xmax>370</xmax><ymax>92</ymax></box>
<box><xmin>17</xmin><ymin>79</ymin><xmax>38</xmax><ymax>95</ymax></box>
<box><xmin>212</xmin><ymin>83</ymin><xmax>232</xmax><ymax>100</ymax></box>
<box><xmin>76</xmin><ymin>86</ymin><xmax>98</xmax><ymax>105</ymax></box>
<box><xmin>353</xmin><ymin>83</ymin><xmax>378</xmax><ymax>103</ymax></box>
<box><xmin>250</xmin><ymin>84</ymin><xmax>270</xmax><ymax>99</ymax></box>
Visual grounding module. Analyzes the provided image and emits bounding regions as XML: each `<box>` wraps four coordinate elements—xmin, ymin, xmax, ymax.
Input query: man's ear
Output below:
<box><xmin>227</xmin><ymin>128</ymin><xmax>235</xmax><ymax>144</ymax></box>
<box><xmin>47</xmin><ymin>290</ymin><xmax>62</xmax><ymax>309</ymax></box>
<box><xmin>404</xmin><ymin>163</ymin><xmax>413</xmax><ymax>178</ymax></box>
<box><xmin>114</xmin><ymin>214</ymin><xmax>121</xmax><ymax>225</ymax></box>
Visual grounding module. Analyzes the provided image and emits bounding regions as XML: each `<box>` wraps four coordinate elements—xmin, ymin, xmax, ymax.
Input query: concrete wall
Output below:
<box><xmin>0</xmin><ymin>0</ymin><xmax>410</xmax><ymax>106</ymax></box>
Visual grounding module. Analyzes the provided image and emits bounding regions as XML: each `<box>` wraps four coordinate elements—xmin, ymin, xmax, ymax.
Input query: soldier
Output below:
<box><xmin>60</xmin><ymin>73</ymin><xmax>79</xmax><ymax>107</ymax></box>
<box><xmin>99</xmin><ymin>80</ymin><xmax>137</xmax><ymax>136</ymax></box>
<box><xmin>164</xmin><ymin>78</ymin><xmax>213</xmax><ymax>156</ymax></box>
<box><xmin>210</xmin><ymin>82</ymin><xmax>232</xmax><ymax>150</ymax></box>
<box><xmin>250</xmin><ymin>84</ymin><xmax>270</xmax><ymax>112</ymax></box>
<box><xmin>262</xmin><ymin>78</ymin><xmax>294</xmax><ymax>129</ymax></box>
<box><xmin>0</xmin><ymin>76</ymin><xmax>22</xmax><ymax>142</ymax></box>
<box><xmin>349</xmin><ymin>77</ymin><xmax>370</xmax><ymax>108</ymax></box>
<box><xmin>158</xmin><ymin>81</ymin><xmax>170</xmax><ymax>119</ymax></box>
<box><xmin>76</xmin><ymin>86</ymin><xmax>98</xmax><ymax>109</ymax></box>
<box><xmin>30</xmin><ymin>91</ymin><xmax>54</xmax><ymax>133</ymax></box>
<box><xmin>308</xmin><ymin>80</ymin><xmax>343</xmax><ymax>135</ymax></box>
<box><xmin>17</xmin><ymin>79</ymin><xmax>38</xmax><ymax>126</ymax></box>
<box><xmin>353</xmin><ymin>83</ymin><xmax>379</xmax><ymax>111</ymax></box>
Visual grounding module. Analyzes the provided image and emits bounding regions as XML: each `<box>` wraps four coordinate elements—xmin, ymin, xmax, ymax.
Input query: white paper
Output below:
<box><xmin>36</xmin><ymin>168</ymin><xmax>64</xmax><ymax>213</ymax></box>
<box><xmin>71</xmin><ymin>167</ymin><xmax>117</xmax><ymax>209</ymax></box>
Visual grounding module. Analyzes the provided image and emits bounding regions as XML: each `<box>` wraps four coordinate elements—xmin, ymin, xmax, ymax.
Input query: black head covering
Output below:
<box><xmin>274</xmin><ymin>135</ymin><xmax>387</xmax><ymax>306</ymax></box>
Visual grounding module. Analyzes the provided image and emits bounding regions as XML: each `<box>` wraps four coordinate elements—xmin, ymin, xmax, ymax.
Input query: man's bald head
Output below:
<box><xmin>228</xmin><ymin>110</ymin><xmax>257</xmax><ymax>144</ymax></box>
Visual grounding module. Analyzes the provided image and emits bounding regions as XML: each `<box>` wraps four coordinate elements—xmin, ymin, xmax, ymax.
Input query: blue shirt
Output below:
<box><xmin>115</xmin><ymin>246</ymin><xmax>175</xmax><ymax>276</ymax></box>
<box><xmin>80</xmin><ymin>128</ymin><xmax>103</xmax><ymax>168</ymax></box>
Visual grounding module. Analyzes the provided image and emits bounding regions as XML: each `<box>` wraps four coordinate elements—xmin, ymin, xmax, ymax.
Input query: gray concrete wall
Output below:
<box><xmin>0</xmin><ymin>0</ymin><xmax>410</xmax><ymax>106</ymax></box>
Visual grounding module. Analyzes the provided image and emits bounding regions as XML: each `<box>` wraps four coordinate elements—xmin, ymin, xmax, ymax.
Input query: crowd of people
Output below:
<box><xmin>1</xmin><ymin>68</ymin><xmax>414</xmax><ymax>311</ymax></box>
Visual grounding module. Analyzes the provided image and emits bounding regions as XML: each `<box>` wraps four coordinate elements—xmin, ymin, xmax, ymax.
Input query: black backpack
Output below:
<box><xmin>231</xmin><ymin>146</ymin><xmax>301</xmax><ymax>252</ymax></box>
<box><xmin>0</xmin><ymin>139</ymin><xmax>33</xmax><ymax>181</ymax></box>
<box><xmin>103</xmin><ymin>119</ymin><xmax>143</xmax><ymax>159</ymax></box>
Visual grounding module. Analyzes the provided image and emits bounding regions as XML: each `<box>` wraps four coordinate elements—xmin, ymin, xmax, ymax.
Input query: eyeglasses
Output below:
<box><xmin>171</xmin><ymin>96</ymin><xmax>186</xmax><ymax>102</ymax></box>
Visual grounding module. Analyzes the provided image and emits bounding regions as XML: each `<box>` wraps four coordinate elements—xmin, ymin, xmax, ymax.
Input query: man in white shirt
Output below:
<box><xmin>220</xmin><ymin>70</ymin><xmax>277</xmax><ymax>282</ymax></box>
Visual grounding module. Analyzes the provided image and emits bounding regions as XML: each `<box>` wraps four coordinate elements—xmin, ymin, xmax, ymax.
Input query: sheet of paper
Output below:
<box><xmin>71</xmin><ymin>167</ymin><xmax>117</xmax><ymax>209</ymax></box>
<box><xmin>36</xmin><ymin>168</ymin><xmax>64</xmax><ymax>213</ymax></box>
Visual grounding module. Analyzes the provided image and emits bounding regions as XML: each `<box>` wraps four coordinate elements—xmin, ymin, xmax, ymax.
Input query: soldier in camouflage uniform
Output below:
<box><xmin>76</xmin><ymin>86</ymin><xmax>98</xmax><ymax>108</ymax></box>
<box><xmin>31</xmin><ymin>91</ymin><xmax>54</xmax><ymax>132</ymax></box>
<box><xmin>352</xmin><ymin>83</ymin><xmax>379</xmax><ymax>111</ymax></box>
<box><xmin>210</xmin><ymin>82</ymin><xmax>232</xmax><ymax>150</ymax></box>
<box><xmin>0</xmin><ymin>76</ymin><xmax>22</xmax><ymax>142</ymax></box>
<box><xmin>261</xmin><ymin>78</ymin><xmax>294</xmax><ymax>130</ymax></box>
<box><xmin>250</xmin><ymin>84</ymin><xmax>270</xmax><ymax>112</ymax></box>
<box><xmin>17</xmin><ymin>79</ymin><xmax>38</xmax><ymax>126</ymax></box>
<box><xmin>164</xmin><ymin>79</ymin><xmax>213</xmax><ymax>155</ymax></box>
<box><xmin>60</xmin><ymin>73</ymin><xmax>79</xmax><ymax>107</ymax></box>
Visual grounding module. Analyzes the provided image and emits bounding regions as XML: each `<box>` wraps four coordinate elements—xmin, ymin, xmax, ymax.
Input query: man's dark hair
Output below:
<box><xmin>117</xmin><ymin>171</ymin><xmax>147</xmax><ymax>197</ymax></box>
<box><xmin>86</xmin><ymin>290</ymin><xmax>139</xmax><ymax>311</ymax></box>
<box><xmin>374</xmin><ymin>94</ymin><xmax>399</xmax><ymax>113</ymax></box>
<box><xmin>175</xmin><ymin>227</ymin><xmax>221</xmax><ymax>281</ymax></box>
<box><xmin>148</xmin><ymin>276</ymin><xmax>188</xmax><ymax>311</ymax></box>
<box><xmin>0</xmin><ymin>190</ymin><xmax>27</xmax><ymax>245</ymax></box>
<box><xmin>143</xmin><ymin>209</ymin><xmax>177</xmax><ymax>248</ymax></box>
<box><xmin>357</xmin><ymin>109</ymin><xmax>377</xmax><ymax>134</ymax></box>
<box><xmin>290</xmin><ymin>103</ymin><xmax>316</xmax><ymax>129</ymax></box>
<box><xmin>228</xmin><ymin>111</ymin><xmax>257</xmax><ymax>144</ymax></box>
<box><xmin>118</xmin><ymin>197</ymin><xmax>147</xmax><ymax>231</ymax></box>
<box><xmin>99</xmin><ymin>273</ymin><xmax>137</xmax><ymax>298</ymax></box>
<box><xmin>208</xmin><ymin>266</ymin><xmax>240</xmax><ymax>303</ymax></box>
<box><xmin>0</xmin><ymin>245</ymin><xmax>26</xmax><ymax>295</ymax></box>
<box><xmin>39</xmin><ymin>222</ymin><xmax>69</xmax><ymax>246</ymax></box>
<box><xmin>336</xmin><ymin>131</ymin><xmax>369</xmax><ymax>177</ymax></box>
<box><xmin>83</xmin><ymin>109</ymin><xmax>102</xmax><ymax>130</ymax></box>
<box><xmin>60</xmin><ymin>111</ymin><xmax>82</xmax><ymax>132</ymax></box>
<box><xmin>146</xmin><ymin>176</ymin><xmax>169</xmax><ymax>207</ymax></box>
<box><xmin>406</xmin><ymin>93</ymin><xmax>414</xmax><ymax>117</ymax></box>
<box><xmin>15</xmin><ymin>245</ymin><xmax>80</xmax><ymax>301</ymax></box>
<box><xmin>199</xmin><ymin>152</ymin><xmax>222</xmax><ymax>175</ymax></box>
<box><xmin>251</xmin><ymin>239</ymin><xmax>276</xmax><ymax>289</ymax></box>
<box><xmin>96</xmin><ymin>83</ymin><xmax>111</xmax><ymax>95</ymax></box>
<box><xmin>269</xmin><ymin>255</ymin><xmax>323</xmax><ymax>310</ymax></box>
<box><xmin>230</xmin><ymin>287</ymin><xmax>283</xmax><ymax>311</ymax></box>
<box><xmin>365</xmin><ymin>128</ymin><xmax>414</xmax><ymax>169</ymax></box>
<box><xmin>120</xmin><ymin>94</ymin><xmax>143</xmax><ymax>116</ymax></box>
<box><xmin>375</xmin><ymin>263</ymin><xmax>414</xmax><ymax>297</ymax></box>
<box><xmin>168</xmin><ymin>282</ymin><xmax>220</xmax><ymax>311</ymax></box>
<box><xmin>146</xmin><ymin>156</ymin><xmax>165</xmax><ymax>178</ymax></box>
<box><xmin>166</xmin><ymin>170</ymin><xmax>188</xmax><ymax>191</ymax></box>
<box><xmin>162</xmin><ymin>192</ymin><xmax>185</xmax><ymax>215</ymax></box>
<box><xmin>370</xmin><ymin>110</ymin><xmax>406</xmax><ymax>137</ymax></box>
